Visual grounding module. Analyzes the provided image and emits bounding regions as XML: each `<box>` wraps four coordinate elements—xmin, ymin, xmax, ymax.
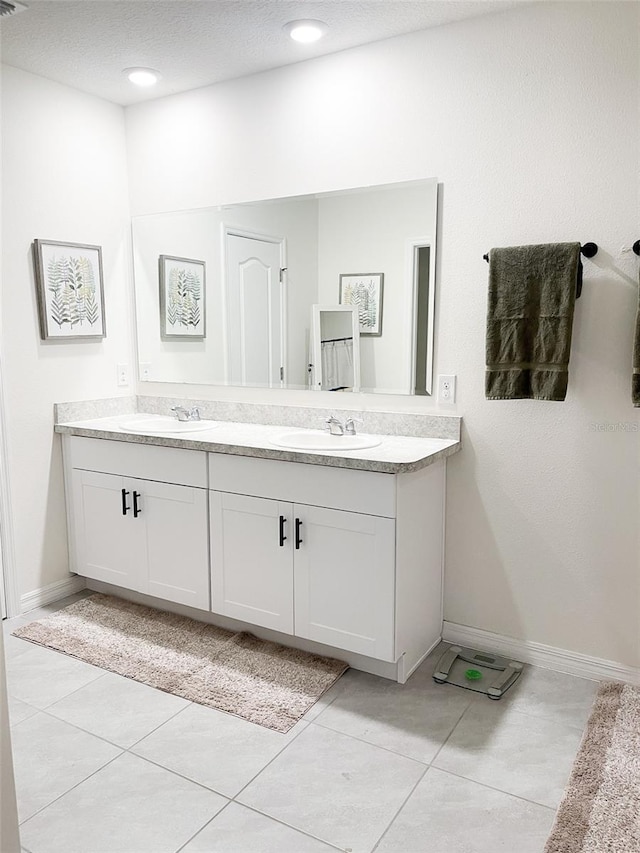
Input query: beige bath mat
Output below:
<box><xmin>12</xmin><ymin>593</ymin><xmax>347</xmax><ymax>732</ymax></box>
<box><xmin>544</xmin><ymin>681</ymin><xmax>640</xmax><ymax>852</ymax></box>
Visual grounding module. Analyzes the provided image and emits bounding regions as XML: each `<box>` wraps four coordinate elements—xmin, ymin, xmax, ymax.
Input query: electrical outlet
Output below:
<box><xmin>139</xmin><ymin>363</ymin><xmax>151</xmax><ymax>381</ymax></box>
<box><xmin>438</xmin><ymin>374</ymin><xmax>456</xmax><ymax>406</ymax></box>
<box><xmin>117</xmin><ymin>363</ymin><xmax>129</xmax><ymax>387</ymax></box>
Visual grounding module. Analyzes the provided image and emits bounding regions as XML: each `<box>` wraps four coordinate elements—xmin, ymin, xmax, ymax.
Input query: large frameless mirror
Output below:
<box><xmin>132</xmin><ymin>178</ymin><xmax>438</xmax><ymax>395</ymax></box>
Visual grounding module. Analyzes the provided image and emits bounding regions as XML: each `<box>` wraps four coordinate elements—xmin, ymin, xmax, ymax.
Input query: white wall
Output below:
<box><xmin>1</xmin><ymin>66</ymin><xmax>133</xmax><ymax>601</ymax></box>
<box><xmin>126</xmin><ymin>3</ymin><xmax>640</xmax><ymax>668</ymax></box>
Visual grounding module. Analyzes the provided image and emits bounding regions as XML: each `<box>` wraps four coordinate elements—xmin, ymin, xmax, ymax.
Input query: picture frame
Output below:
<box><xmin>32</xmin><ymin>239</ymin><xmax>106</xmax><ymax>340</ymax></box>
<box><xmin>339</xmin><ymin>273</ymin><xmax>384</xmax><ymax>336</ymax></box>
<box><xmin>159</xmin><ymin>254</ymin><xmax>206</xmax><ymax>340</ymax></box>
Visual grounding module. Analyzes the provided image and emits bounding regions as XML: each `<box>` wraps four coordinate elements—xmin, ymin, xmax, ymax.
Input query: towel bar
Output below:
<box><xmin>482</xmin><ymin>243</ymin><xmax>598</xmax><ymax>263</ymax></box>
<box><xmin>482</xmin><ymin>243</ymin><xmax>597</xmax><ymax>300</ymax></box>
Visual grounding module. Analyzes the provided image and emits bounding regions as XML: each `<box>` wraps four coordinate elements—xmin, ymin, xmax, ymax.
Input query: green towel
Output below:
<box><xmin>633</xmin><ymin>279</ymin><xmax>640</xmax><ymax>406</ymax></box>
<box><xmin>485</xmin><ymin>242</ymin><xmax>581</xmax><ymax>401</ymax></box>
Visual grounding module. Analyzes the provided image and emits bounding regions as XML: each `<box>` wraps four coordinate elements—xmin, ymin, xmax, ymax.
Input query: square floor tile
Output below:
<box><xmin>132</xmin><ymin>703</ymin><xmax>304</xmax><ymax>797</ymax></box>
<box><xmin>314</xmin><ymin>665</ymin><xmax>472</xmax><ymax>763</ymax></box>
<box><xmin>477</xmin><ymin>666</ymin><xmax>599</xmax><ymax>728</ymax></box>
<box><xmin>11</xmin><ymin>711</ymin><xmax>121</xmax><ymax>822</ymax></box>
<box><xmin>19</xmin><ymin>752</ymin><xmax>227</xmax><ymax>853</ymax></box>
<box><xmin>6</xmin><ymin>644</ymin><xmax>103</xmax><ymax>709</ymax></box>
<box><xmin>433</xmin><ymin>702</ymin><xmax>584</xmax><ymax>808</ymax></box>
<box><xmin>376</xmin><ymin>767</ymin><xmax>555</xmax><ymax>852</ymax></box>
<box><xmin>181</xmin><ymin>802</ymin><xmax>338</xmax><ymax>852</ymax></box>
<box><xmin>47</xmin><ymin>671</ymin><xmax>190</xmax><ymax>747</ymax></box>
<box><xmin>238</xmin><ymin>724</ymin><xmax>425</xmax><ymax>853</ymax></box>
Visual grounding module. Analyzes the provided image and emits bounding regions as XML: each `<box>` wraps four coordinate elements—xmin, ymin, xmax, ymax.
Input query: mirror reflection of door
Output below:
<box><xmin>311</xmin><ymin>305</ymin><xmax>360</xmax><ymax>392</ymax></box>
<box><xmin>224</xmin><ymin>230</ymin><xmax>285</xmax><ymax>387</ymax></box>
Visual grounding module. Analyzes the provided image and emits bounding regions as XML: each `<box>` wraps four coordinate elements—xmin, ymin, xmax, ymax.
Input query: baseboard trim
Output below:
<box><xmin>20</xmin><ymin>575</ymin><xmax>87</xmax><ymax>613</ymax></box>
<box><xmin>442</xmin><ymin>621</ymin><xmax>639</xmax><ymax>685</ymax></box>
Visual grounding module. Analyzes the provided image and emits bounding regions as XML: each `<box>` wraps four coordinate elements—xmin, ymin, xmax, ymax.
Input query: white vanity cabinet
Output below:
<box><xmin>63</xmin><ymin>436</ymin><xmax>210</xmax><ymax>610</ymax></box>
<box><xmin>60</xmin><ymin>429</ymin><xmax>449</xmax><ymax>682</ymax></box>
<box><xmin>208</xmin><ymin>453</ymin><xmax>444</xmax><ymax>676</ymax></box>
<box><xmin>209</xmin><ymin>491</ymin><xmax>395</xmax><ymax>658</ymax></box>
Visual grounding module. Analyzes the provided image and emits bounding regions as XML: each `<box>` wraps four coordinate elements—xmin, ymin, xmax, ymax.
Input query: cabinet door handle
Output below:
<box><xmin>295</xmin><ymin>518</ymin><xmax>303</xmax><ymax>550</ymax></box>
<box><xmin>279</xmin><ymin>515</ymin><xmax>287</xmax><ymax>547</ymax></box>
<box><xmin>133</xmin><ymin>491</ymin><xmax>141</xmax><ymax>518</ymax></box>
<box><xmin>121</xmin><ymin>489</ymin><xmax>130</xmax><ymax>516</ymax></box>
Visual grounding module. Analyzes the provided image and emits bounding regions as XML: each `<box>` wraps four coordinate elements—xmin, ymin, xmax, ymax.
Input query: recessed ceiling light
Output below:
<box><xmin>123</xmin><ymin>67</ymin><xmax>161</xmax><ymax>87</ymax></box>
<box><xmin>284</xmin><ymin>20</ymin><xmax>328</xmax><ymax>44</ymax></box>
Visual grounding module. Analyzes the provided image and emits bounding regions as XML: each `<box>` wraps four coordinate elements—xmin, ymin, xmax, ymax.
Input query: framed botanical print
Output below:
<box><xmin>339</xmin><ymin>272</ymin><xmax>384</xmax><ymax>336</ymax></box>
<box><xmin>159</xmin><ymin>254</ymin><xmax>206</xmax><ymax>340</ymax></box>
<box><xmin>33</xmin><ymin>239</ymin><xmax>106</xmax><ymax>340</ymax></box>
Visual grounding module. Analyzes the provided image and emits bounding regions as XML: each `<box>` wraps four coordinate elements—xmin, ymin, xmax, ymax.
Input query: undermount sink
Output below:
<box><xmin>118</xmin><ymin>416</ymin><xmax>218</xmax><ymax>434</ymax></box>
<box><xmin>269</xmin><ymin>430</ymin><xmax>382</xmax><ymax>452</ymax></box>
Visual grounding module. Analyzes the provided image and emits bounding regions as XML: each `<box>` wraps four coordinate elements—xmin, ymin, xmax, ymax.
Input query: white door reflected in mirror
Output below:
<box><xmin>224</xmin><ymin>230</ymin><xmax>285</xmax><ymax>388</ymax></box>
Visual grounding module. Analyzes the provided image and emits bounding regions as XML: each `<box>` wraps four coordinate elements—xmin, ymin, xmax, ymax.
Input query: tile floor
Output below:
<box><xmin>3</xmin><ymin>594</ymin><xmax>599</xmax><ymax>853</ymax></box>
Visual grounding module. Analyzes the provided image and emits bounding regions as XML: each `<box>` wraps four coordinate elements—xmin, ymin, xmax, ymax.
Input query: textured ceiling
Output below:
<box><xmin>1</xmin><ymin>0</ymin><xmax>526</xmax><ymax>106</ymax></box>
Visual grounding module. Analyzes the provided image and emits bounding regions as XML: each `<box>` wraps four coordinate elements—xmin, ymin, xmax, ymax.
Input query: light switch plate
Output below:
<box><xmin>139</xmin><ymin>363</ymin><xmax>151</xmax><ymax>381</ymax></box>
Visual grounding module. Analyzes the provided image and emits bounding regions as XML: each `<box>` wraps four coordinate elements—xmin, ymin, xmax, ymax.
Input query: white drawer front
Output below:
<box><xmin>66</xmin><ymin>436</ymin><xmax>207</xmax><ymax>488</ymax></box>
<box><xmin>208</xmin><ymin>453</ymin><xmax>396</xmax><ymax>518</ymax></box>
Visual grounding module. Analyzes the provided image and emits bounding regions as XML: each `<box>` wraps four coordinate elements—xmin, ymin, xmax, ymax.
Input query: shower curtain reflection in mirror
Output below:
<box><xmin>311</xmin><ymin>305</ymin><xmax>360</xmax><ymax>392</ymax></box>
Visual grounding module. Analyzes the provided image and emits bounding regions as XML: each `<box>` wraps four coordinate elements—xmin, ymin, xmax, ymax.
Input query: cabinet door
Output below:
<box><xmin>294</xmin><ymin>506</ymin><xmax>396</xmax><ymax>661</ymax></box>
<box><xmin>71</xmin><ymin>470</ymin><xmax>144</xmax><ymax>591</ymax></box>
<box><xmin>141</xmin><ymin>481</ymin><xmax>210</xmax><ymax>610</ymax></box>
<box><xmin>210</xmin><ymin>492</ymin><xmax>293</xmax><ymax>633</ymax></box>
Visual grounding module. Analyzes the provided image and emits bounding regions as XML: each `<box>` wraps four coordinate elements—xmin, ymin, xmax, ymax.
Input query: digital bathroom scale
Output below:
<box><xmin>433</xmin><ymin>645</ymin><xmax>523</xmax><ymax>699</ymax></box>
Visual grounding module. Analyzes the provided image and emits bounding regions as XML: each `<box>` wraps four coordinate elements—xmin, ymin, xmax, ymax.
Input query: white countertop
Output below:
<box><xmin>55</xmin><ymin>414</ymin><xmax>461</xmax><ymax>474</ymax></box>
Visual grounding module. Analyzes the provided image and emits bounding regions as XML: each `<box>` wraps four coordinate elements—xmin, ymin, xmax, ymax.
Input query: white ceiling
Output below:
<box><xmin>1</xmin><ymin>0</ymin><xmax>526</xmax><ymax>106</ymax></box>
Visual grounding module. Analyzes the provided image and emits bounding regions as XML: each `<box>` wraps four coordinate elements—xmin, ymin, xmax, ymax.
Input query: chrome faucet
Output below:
<box><xmin>344</xmin><ymin>417</ymin><xmax>363</xmax><ymax>435</ymax></box>
<box><xmin>325</xmin><ymin>416</ymin><xmax>344</xmax><ymax>436</ymax></box>
<box><xmin>171</xmin><ymin>406</ymin><xmax>201</xmax><ymax>422</ymax></box>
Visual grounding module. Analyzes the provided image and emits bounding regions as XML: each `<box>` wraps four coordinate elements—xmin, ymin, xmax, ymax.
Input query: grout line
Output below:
<box><xmin>173</xmin><ymin>801</ymin><xmax>234</xmax><ymax>853</ymax></box>
<box><xmin>17</xmin><ymin>752</ymin><xmax>124</xmax><ymax>827</ymax></box>
<box><xmin>428</xmin><ymin>698</ymin><xmax>474</xmax><ymax>767</ymax></box>
<box><xmin>309</xmin><ymin>719</ymin><xmax>434</xmax><ymax>765</ymax></box>
<box><xmin>126</xmin><ymin>701</ymin><xmax>193</xmax><ymax>750</ymax></box>
<box><xmin>427</xmin><ymin>766</ymin><xmax>559</xmax><ymax>811</ymax></box>
<box><xmin>465</xmin><ymin>690</ymin><xmax>592</xmax><ymax>734</ymax></box>
<box><xmin>123</xmin><ymin>750</ymin><xmax>234</xmax><ymax>798</ymax></box>
<box><xmin>231</xmin><ymin>716</ymin><xmax>313</xmax><ymax>801</ymax></box>
<box><xmin>371</xmin><ymin>765</ymin><xmax>431</xmax><ymax>852</ymax></box>
<box><xmin>306</xmin><ymin>682</ymin><xmax>344</xmax><ymax>721</ymax></box>
<box><xmin>232</xmin><ymin>801</ymin><xmax>346</xmax><ymax>851</ymax></box>
<box><xmin>35</xmin><ymin>670</ymin><xmax>110</xmax><ymax>712</ymax></box>
<box><xmin>36</xmin><ymin>706</ymin><xmax>134</xmax><ymax>752</ymax></box>
<box><xmin>309</xmin><ymin>688</ymin><xmax>475</xmax><ymax>770</ymax></box>
<box><xmin>7</xmin><ymin>697</ymin><xmax>39</xmax><ymax>726</ymax></box>
<box><xmin>47</xmin><ymin>697</ymin><xmax>189</xmax><ymax>751</ymax></box>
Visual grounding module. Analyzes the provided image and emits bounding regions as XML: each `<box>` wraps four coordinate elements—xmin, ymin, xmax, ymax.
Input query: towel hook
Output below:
<box><xmin>633</xmin><ymin>240</ymin><xmax>640</xmax><ymax>256</ymax></box>
<box><xmin>482</xmin><ymin>243</ymin><xmax>598</xmax><ymax>263</ymax></box>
